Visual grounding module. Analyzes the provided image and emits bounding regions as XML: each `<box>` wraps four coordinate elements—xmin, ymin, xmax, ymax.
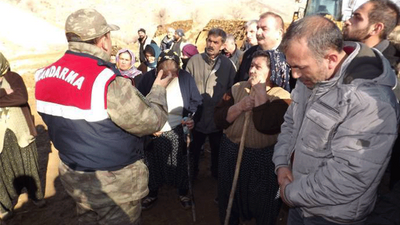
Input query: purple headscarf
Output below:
<box><xmin>182</xmin><ymin>44</ymin><xmax>199</xmax><ymax>58</ymax></box>
<box><xmin>116</xmin><ymin>49</ymin><xmax>142</xmax><ymax>78</ymax></box>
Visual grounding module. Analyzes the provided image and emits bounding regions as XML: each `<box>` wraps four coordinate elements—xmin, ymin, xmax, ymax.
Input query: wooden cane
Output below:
<box><xmin>224</xmin><ymin>106</ymin><xmax>252</xmax><ymax>225</ymax></box>
<box><xmin>185</xmin><ymin>114</ymin><xmax>196</xmax><ymax>222</ymax></box>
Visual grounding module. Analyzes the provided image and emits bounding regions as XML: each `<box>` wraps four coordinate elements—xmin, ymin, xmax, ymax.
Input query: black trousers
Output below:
<box><xmin>390</xmin><ymin>135</ymin><xmax>400</xmax><ymax>189</ymax></box>
<box><xmin>190</xmin><ymin>130</ymin><xmax>222</xmax><ymax>179</ymax></box>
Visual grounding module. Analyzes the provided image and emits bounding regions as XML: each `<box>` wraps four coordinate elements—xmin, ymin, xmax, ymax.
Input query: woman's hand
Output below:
<box><xmin>238</xmin><ymin>95</ymin><xmax>255</xmax><ymax>112</ymax></box>
<box><xmin>184</xmin><ymin>118</ymin><xmax>194</xmax><ymax>130</ymax></box>
<box><xmin>4</xmin><ymin>88</ymin><xmax>14</xmax><ymax>95</ymax></box>
<box><xmin>251</xmin><ymin>82</ymin><xmax>268</xmax><ymax>107</ymax></box>
<box><xmin>153</xmin><ymin>131</ymin><xmax>163</xmax><ymax>137</ymax></box>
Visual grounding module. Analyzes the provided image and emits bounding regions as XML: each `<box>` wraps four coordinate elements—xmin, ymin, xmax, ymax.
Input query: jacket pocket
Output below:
<box><xmin>300</xmin><ymin>101</ymin><xmax>339</xmax><ymax>156</ymax></box>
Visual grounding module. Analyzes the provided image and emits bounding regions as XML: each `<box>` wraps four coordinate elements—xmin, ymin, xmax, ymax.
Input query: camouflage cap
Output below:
<box><xmin>65</xmin><ymin>9</ymin><xmax>120</xmax><ymax>41</ymax></box>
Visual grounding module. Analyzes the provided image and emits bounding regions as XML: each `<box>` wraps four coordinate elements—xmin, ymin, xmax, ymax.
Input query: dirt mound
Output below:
<box><xmin>195</xmin><ymin>19</ymin><xmax>247</xmax><ymax>52</ymax></box>
<box><xmin>154</xmin><ymin>20</ymin><xmax>194</xmax><ymax>38</ymax></box>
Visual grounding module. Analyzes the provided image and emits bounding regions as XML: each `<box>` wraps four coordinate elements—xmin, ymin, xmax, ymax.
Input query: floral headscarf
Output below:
<box><xmin>267</xmin><ymin>49</ymin><xmax>291</xmax><ymax>92</ymax></box>
<box><xmin>116</xmin><ymin>49</ymin><xmax>142</xmax><ymax>78</ymax></box>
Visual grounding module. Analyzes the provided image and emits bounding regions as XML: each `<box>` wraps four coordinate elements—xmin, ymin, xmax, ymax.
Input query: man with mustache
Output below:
<box><xmin>343</xmin><ymin>0</ymin><xmax>400</xmax><ymax>190</ymax></box>
<box><xmin>235</xmin><ymin>12</ymin><xmax>291</xmax><ymax>92</ymax></box>
<box><xmin>185</xmin><ymin>28</ymin><xmax>236</xmax><ymax>181</ymax></box>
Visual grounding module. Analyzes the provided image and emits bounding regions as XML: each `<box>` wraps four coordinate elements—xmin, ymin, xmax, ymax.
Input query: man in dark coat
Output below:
<box><xmin>222</xmin><ymin>34</ymin><xmax>243</xmax><ymax>71</ymax></box>
<box><xmin>235</xmin><ymin>12</ymin><xmax>293</xmax><ymax>91</ymax></box>
<box><xmin>138</xmin><ymin>28</ymin><xmax>156</xmax><ymax>63</ymax></box>
<box><xmin>185</xmin><ymin>28</ymin><xmax>236</xmax><ymax>180</ymax></box>
<box><xmin>171</xmin><ymin>29</ymin><xmax>186</xmax><ymax>57</ymax></box>
<box><xmin>343</xmin><ymin>0</ymin><xmax>400</xmax><ymax>189</ymax></box>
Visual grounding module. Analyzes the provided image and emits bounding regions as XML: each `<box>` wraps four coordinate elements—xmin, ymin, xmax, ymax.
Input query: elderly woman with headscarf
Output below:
<box><xmin>214</xmin><ymin>50</ymin><xmax>291</xmax><ymax>225</ymax></box>
<box><xmin>0</xmin><ymin>52</ymin><xmax>45</xmax><ymax>220</ymax></box>
<box><xmin>137</xmin><ymin>50</ymin><xmax>202</xmax><ymax>210</ymax></box>
<box><xmin>116</xmin><ymin>48</ymin><xmax>142</xmax><ymax>86</ymax></box>
<box><xmin>181</xmin><ymin>44</ymin><xmax>199</xmax><ymax>70</ymax></box>
<box><xmin>138</xmin><ymin>43</ymin><xmax>161</xmax><ymax>75</ymax></box>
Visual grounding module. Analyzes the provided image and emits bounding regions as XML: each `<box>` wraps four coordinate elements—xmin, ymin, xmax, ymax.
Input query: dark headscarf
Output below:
<box><xmin>158</xmin><ymin>50</ymin><xmax>180</xmax><ymax>66</ymax></box>
<box><xmin>144</xmin><ymin>43</ymin><xmax>161</xmax><ymax>69</ymax></box>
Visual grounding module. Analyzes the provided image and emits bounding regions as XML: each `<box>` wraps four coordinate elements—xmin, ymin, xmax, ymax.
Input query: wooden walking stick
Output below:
<box><xmin>224</xmin><ymin>88</ymin><xmax>252</xmax><ymax>225</ymax></box>
<box><xmin>184</xmin><ymin>113</ymin><xmax>196</xmax><ymax>222</ymax></box>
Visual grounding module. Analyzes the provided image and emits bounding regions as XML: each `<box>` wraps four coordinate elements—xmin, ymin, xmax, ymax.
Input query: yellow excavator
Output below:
<box><xmin>292</xmin><ymin>0</ymin><xmax>368</xmax><ymax>29</ymax></box>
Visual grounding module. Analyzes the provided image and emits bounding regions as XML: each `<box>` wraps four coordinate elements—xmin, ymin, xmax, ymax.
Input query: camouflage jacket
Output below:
<box><xmin>68</xmin><ymin>42</ymin><xmax>168</xmax><ymax>137</ymax></box>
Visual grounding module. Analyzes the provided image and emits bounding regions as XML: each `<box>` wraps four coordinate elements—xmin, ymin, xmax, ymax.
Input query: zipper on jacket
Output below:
<box><xmin>318</xmin><ymin>101</ymin><xmax>340</xmax><ymax>114</ymax></box>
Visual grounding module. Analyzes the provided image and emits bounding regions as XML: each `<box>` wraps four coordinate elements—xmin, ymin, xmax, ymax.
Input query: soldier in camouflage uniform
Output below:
<box><xmin>35</xmin><ymin>9</ymin><xmax>173</xmax><ymax>225</ymax></box>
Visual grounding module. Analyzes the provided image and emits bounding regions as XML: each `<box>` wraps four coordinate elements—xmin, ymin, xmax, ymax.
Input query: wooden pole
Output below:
<box><xmin>185</xmin><ymin>114</ymin><xmax>196</xmax><ymax>222</ymax></box>
<box><xmin>224</xmin><ymin>110</ymin><xmax>251</xmax><ymax>225</ymax></box>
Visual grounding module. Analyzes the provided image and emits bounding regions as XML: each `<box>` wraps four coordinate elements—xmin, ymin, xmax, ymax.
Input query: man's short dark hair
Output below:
<box><xmin>259</xmin><ymin>12</ymin><xmax>285</xmax><ymax>32</ymax></box>
<box><xmin>208</xmin><ymin>28</ymin><xmax>227</xmax><ymax>43</ymax></box>
<box><xmin>138</xmin><ymin>28</ymin><xmax>146</xmax><ymax>33</ymax></box>
<box><xmin>368</xmin><ymin>0</ymin><xmax>400</xmax><ymax>39</ymax></box>
<box><xmin>281</xmin><ymin>16</ymin><xmax>343</xmax><ymax>61</ymax></box>
<box><xmin>251</xmin><ymin>50</ymin><xmax>271</xmax><ymax>68</ymax></box>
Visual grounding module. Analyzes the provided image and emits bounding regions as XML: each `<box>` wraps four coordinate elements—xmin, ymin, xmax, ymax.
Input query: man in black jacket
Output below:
<box><xmin>343</xmin><ymin>0</ymin><xmax>400</xmax><ymax>190</ymax></box>
<box><xmin>235</xmin><ymin>12</ymin><xmax>284</xmax><ymax>83</ymax></box>
<box><xmin>222</xmin><ymin>34</ymin><xmax>243</xmax><ymax>71</ymax></box>
<box><xmin>138</xmin><ymin>28</ymin><xmax>156</xmax><ymax>63</ymax></box>
<box><xmin>343</xmin><ymin>0</ymin><xmax>400</xmax><ymax>74</ymax></box>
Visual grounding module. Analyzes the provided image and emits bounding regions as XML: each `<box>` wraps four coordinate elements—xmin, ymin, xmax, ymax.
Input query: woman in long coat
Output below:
<box><xmin>0</xmin><ymin>52</ymin><xmax>44</xmax><ymax>219</ymax></box>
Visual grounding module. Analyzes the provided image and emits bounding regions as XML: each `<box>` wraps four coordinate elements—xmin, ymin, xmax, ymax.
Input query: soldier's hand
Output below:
<box><xmin>154</xmin><ymin>69</ymin><xmax>173</xmax><ymax>88</ymax></box>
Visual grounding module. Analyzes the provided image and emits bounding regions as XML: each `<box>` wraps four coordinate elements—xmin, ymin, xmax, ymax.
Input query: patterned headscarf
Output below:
<box><xmin>0</xmin><ymin>52</ymin><xmax>10</xmax><ymax>77</ymax></box>
<box><xmin>116</xmin><ymin>49</ymin><xmax>142</xmax><ymax>78</ymax></box>
<box><xmin>158</xmin><ymin>49</ymin><xmax>181</xmax><ymax>66</ymax></box>
<box><xmin>267</xmin><ymin>49</ymin><xmax>291</xmax><ymax>92</ymax></box>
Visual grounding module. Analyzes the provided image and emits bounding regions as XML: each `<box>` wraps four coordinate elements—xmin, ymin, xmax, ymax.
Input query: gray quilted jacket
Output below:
<box><xmin>273</xmin><ymin>42</ymin><xmax>400</xmax><ymax>223</ymax></box>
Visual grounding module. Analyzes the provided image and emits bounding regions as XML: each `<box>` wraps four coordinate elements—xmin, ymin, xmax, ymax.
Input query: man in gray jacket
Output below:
<box><xmin>186</xmin><ymin>28</ymin><xmax>236</xmax><ymax>180</ymax></box>
<box><xmin>273</xmin><ymin>16</ymin><xmax>399</xmax><ymax>224</ymax></box>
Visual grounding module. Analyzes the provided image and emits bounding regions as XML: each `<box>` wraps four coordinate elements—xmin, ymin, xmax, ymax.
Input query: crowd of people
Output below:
<box><xmin>1</xmin><ymin>0</ymin><xmax>400</xmax><ymax>224</ymax></box>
